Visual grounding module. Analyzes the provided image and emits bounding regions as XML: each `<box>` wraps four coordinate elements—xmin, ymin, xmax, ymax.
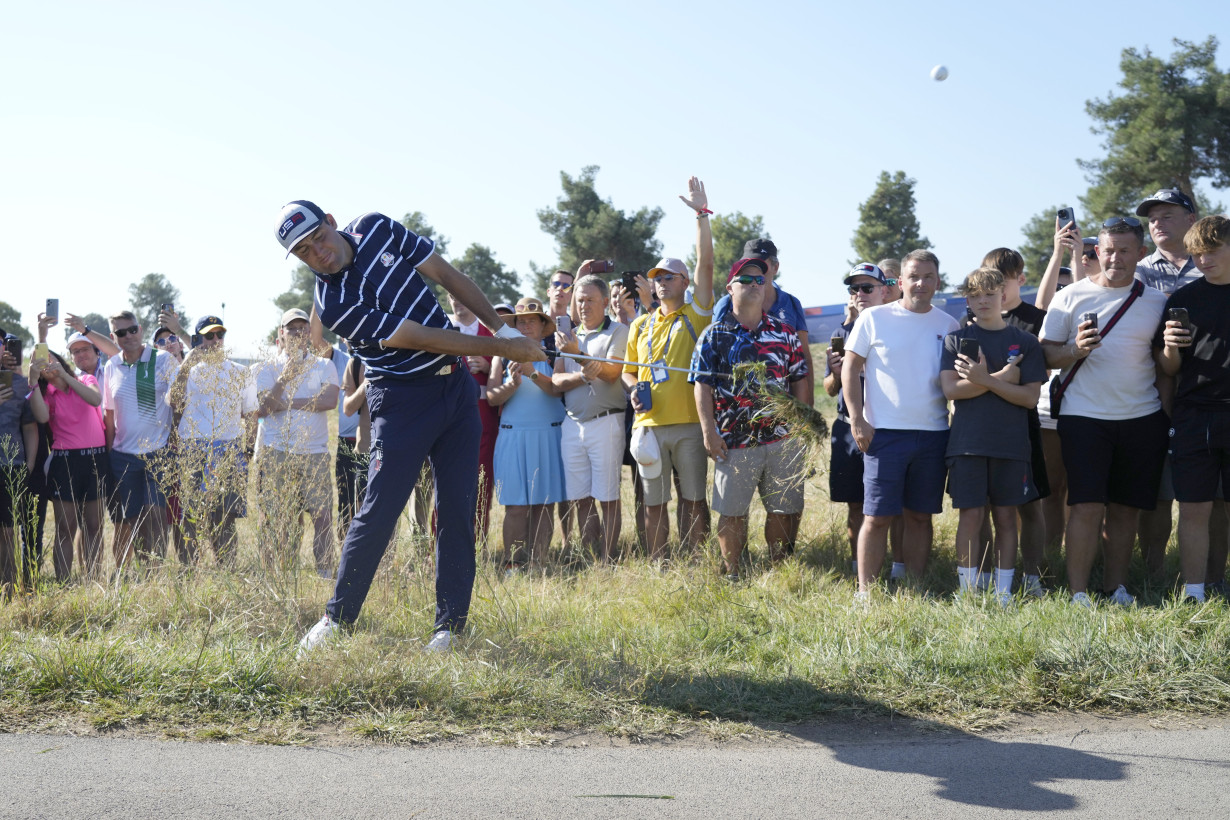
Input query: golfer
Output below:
<box><xmin>276</xmin><ymin>201</ymin><xmax>544</xmax><ymax>654</ymax></box>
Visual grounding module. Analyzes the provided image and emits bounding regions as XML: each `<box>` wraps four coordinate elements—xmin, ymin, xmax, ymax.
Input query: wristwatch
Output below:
<box><xmin>529</xmin><ymin>370</ymin><xmax>539</xmax><ymax>381</ymax></box>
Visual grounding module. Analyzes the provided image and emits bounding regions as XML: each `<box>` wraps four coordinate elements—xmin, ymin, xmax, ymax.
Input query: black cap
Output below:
<box><xmin>1136</xmin><ymin>188</ymin><xmax>1195</xmax><ymax>216</ymax></box>
<box><xmin>742</xmin><ymin>238</ymin><xmax>778</xmax><ymax>260</ymax></box>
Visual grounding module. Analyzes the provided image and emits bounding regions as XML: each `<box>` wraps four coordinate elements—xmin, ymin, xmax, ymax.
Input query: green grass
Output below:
<box><xmin>1</xmin><ymin>344</ymin><xmax>1228</xmax><ymax>744</ymax></box>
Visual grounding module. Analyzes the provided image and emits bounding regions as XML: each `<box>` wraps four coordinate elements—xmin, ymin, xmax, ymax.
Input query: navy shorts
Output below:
<box><xmin>1058</xmin><ymin>411</ymin><xmax>1167</xmax><ymax>509</ymax></box>
<box><xmin>110</xmin><ymin>448</ymin><xmax>169</xmax><ymax>520</ymax></box>
<box><xmin>829</xmin><ymin>418</ymin><xmax>864</xmax><ymax>504</ymax></box>
<box><xmin>947</xmin><ymin>455</ymin><xmax>1038</xmax><ymax>509</ymax></box>
<box><xmin>863</xmin><ymin>428</ymin><xmax>949</xmax><ymax>517</ymax></box>
<box><xmin>48</xmin><ymin>447</ymin><xmax>109</xmax><ymax>503</ymax></box>
<box><xmin>1170</xmin><ymin>406</ymin><xmax>1230</xmax><ymax>504</ymax></box>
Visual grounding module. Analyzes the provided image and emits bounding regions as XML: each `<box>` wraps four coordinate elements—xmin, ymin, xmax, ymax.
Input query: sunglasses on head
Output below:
<box><xmin>549</xmin><ymin>280</ymin><xmax>573</xmax><ymax>291</ymax></box>
<box><xmin>113</xmin><ymin>325</ymin><xmax>140</xmax><ymax>338</ymax></box>
<box><xmin>848</xmin><ymin>284</ymin><xmax>878</xmax><ymax>294</ymax></box>
<box><xmin>733</xmin><ymin>274</ymin><xmax>765</xmax><ymax>286</ymax></box>
<box><xmin>155</xmin><ymin>335</ymin><xmax>178</xmax><ymax>346</ymax></box>
<box><xmin>515</xmin><ymin>302</ymin><xmax>545</xmax><ymax>313</ymax></box>
<box><xmin>1102</xmin><ymin>216</ymin><xmax>1142</xmax><ymax>229</ymax></box>
<box><xmin>203</xmin><ymin>331</ymin><xmax>225</xmax><ymax>341</ymax></box>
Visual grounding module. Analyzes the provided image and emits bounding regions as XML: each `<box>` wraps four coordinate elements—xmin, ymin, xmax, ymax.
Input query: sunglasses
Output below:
<box><xmin>885</xmin><ymin>278</ymin><xmax>898</xmax><ymax>287</ymax></box>
<box><xmin>653</xmin><ymin>273</ymin><xmax>681</xmax><ymax>283</ymax></box>
<box><xmin>732</xmin><ymin>274</ymin><xmax>766</xmax><ymax>286</ymax></box>
<box><xmin>113</xmin><ymin>325</ymin><xmax>140</xmax><ymax>338</ymax></box>
<box><xmin>515</xmin><ymin>302</ymin><xmax>545</xmax><ymax>313</ymax></box>
<box><xmin>155</xmin><ymin>335</ymin><xmax>178</xmax><ymax>346</ymax></box>
<box><xmin>848</xmin><ymin>284</ymin><xmax>878</xmax><ymax>294</ymax></box>
<box><xmin>1083</xmin><ymin>249</ymin><xmax>1098</xmax><ymax>259</ymax></box>
<box><xmin>1055</xmin><ymin>282</ymin><xmax>1069</xmax><ymax>292</ymax></box>
<box><xmin>549</xmin><ymin>280</ymin><xmax>573</xmax><ymax>291</ymax></box>
<box><xmin>1103</xmin><ymin>216</ymin><xmax>1142</xmax><ymax>229</ymax></box>
<box><xmin>203</xmin><ymin>331</ymin><xmax>225</xmax><ymax>341</ymax></box>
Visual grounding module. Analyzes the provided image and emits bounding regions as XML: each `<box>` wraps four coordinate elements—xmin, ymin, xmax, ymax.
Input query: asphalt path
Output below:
<box><xmin>3</xmin><ymin>717</ymin><xmax>1228</xmax><ymax>819</ymax></box>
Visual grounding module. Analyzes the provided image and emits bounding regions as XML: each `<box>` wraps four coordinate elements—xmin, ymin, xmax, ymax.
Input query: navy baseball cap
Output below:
<box><xmin>1136</xmin><ymin>188</ymin><xmax>1195</xmax><ymax>216</ymax></box>
<box><xmin>276</xmin><ymin>200</ymin><xmax>327</xmax><ymax>257</ymax></box>
<box><xmin>195</xmin><ymin>315</ymin><xmax>226</xmax><ymax>334</ymax></box>
<box><xmin>742</xmin><ymin>238</ymin><xmax>778</xmax><ymax>260</ymax></box>
<box><xmin>844</xmin><ymin>263</ymin><xmax>888</xmax><ymax>286</ymax></box>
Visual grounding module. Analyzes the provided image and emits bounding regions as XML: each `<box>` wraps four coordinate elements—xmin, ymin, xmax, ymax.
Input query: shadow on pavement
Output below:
<box><xmin>642</xmin><ymin>671</ymin><xmax>1127</xmax><ymax>812</ymax></box>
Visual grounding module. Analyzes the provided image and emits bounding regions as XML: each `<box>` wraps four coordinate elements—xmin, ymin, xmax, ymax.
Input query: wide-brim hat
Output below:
<box><xmin>501</xmin><ymin>297</ymin><xmax>556</xmax><ymax>333</ymax></box>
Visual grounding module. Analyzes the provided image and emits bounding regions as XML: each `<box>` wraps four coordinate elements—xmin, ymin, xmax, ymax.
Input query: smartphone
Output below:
<box><xmin>0</xmin><ymin>371</ymin><xmax>12</xmax><ymax>389</ymax></box>
<box><xmin>830</xmin><ymin>335</ymin><xmax>845</xmax><ymax>354</ymax></box>
<box><xmin>1057</xmin><ymin>207</ymin><xmax>1078</xmax><ymax>232</ymax></box>
<box><xmin>1167</xmin><ymin>307</ymin><xmax>1191</xmax><ymax>331</ymax></box>
<box><xmin>588</xmin><ymin>260</ymin><xmax>615</xmax><ymax>275</ymax></box>
<box><xmin>161</xmin><ymin>303</ymin><xmax>174</xmax><ymax>313</ymax></box>
<box><xmin>191</xmin><ymin>334</ymin><xmax>203</xmax><ymax>349</ymax></box>
<box><xmin>633</xmin><ymin>380</ymin><xmax>653</xmax><ymax>413</ymax></box>
<box><xmin>45</xmin><ymin>298</ymin><xmax>59</xmax><ymax>324</ymax></box>
<box><xmin>555</xmin><ymin>315</ymin><xmax>572</xmax><ymax>335</ymax></box>
<box><xmin>621</xmin><ymin>271</ymin><xmax>643</xmax><ymax>293</ymax></box>
<box><xmin>32</xmin><ymin>343</ymin><xmax>49</xmax><ymax>366</ymax></box>
<box><xmin>5</xmin><ymin>338</ymin><xmax>22</xmax><ymax>367</ymax></box>
<box><xmin>1081</xmin><ymin>311</ymin><xmax>1099</xmax><ymax>330</ymax></box>
<box><xmin>958</xmin><ymin>338</ymin><xmax>980</xmax><ymax>361</ymax></box>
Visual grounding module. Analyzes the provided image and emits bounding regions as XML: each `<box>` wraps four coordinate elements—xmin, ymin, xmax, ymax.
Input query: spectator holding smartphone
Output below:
<box><xmin>1040</xmin><ymin>217</ymin><xmax>1167</xmax><ymax>607</ymax></box>
<box><xmin>1154</xmin><ymin>215</ymin><xmax>1230</xmax><ymax>602</ymax></box>
<box><xmin>942</xmin><ymin>269</ymin><xmax>1046</xmax><ymax>604</ymax></box>
<box><xmin>0</xmin><ymin>337</ymin><xmax>37</xmax><ymax>593</ymax></box>
<box><xmin>27</xmin><ymin>351</ymin><xmax>107</xmax><ymax>580</ymax></box>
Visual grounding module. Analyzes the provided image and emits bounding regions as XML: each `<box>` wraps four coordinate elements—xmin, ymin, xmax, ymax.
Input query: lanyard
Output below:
<box><xmin>644</xmin><ymin>308</ymin><xmax>696</xmax><ymax>363</ymax></box>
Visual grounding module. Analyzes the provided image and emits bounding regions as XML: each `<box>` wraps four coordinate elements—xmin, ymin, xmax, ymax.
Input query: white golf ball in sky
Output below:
<box><xmin>931</xmin><ymin>65</ymin><xmax>949</xmax><ymax>81</ymax></box>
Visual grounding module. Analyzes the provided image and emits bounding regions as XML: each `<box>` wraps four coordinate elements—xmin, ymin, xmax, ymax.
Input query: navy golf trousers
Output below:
<box><xmin>326</xmin><ymin>367</ymin><xmax>481</xmax><ymax>632</ymax></box>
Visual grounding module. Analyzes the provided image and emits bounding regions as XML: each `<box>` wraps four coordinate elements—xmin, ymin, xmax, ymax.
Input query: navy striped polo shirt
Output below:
<box><xmin>312</xmin><ymin>212</ymin><xmax>459</xmax><ymax>379</ymax></box>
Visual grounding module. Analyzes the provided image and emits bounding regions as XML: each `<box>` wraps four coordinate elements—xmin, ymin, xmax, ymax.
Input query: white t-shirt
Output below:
<box><xmin>175</xmin><ymin>357</ymin><xmax>258</xmax><ymax>442</ymax></box>
<box><xmin>847</xmin><ymin>302</ymin><xmax>959</xmax><ymax>431</ymax></box>
<box><xmin>253</xmin><ymin>353</ymin><xmax>339</xmax><ymax>454</ymax></box>
<box><xmin>1039</xmin><ymin>278</ymin><xmax>1165</xmax><ymax>420</ymax></box>
<box><xmin>102</xmin><ymin>346</ymin><xmax>179</xmax><ymax>454</ymax></box>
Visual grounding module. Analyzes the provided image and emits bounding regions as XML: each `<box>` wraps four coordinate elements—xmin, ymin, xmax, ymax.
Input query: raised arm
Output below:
<box><xmin>678</xmin><ymin>176</ymin><xmax>713</xmax><ymax>309</ymax></box>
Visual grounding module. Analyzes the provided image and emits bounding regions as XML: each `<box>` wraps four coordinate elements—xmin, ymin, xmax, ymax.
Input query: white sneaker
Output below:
<box><xmin>1107</xmin><ymin>585</ymin><xmax>1136</xmax><ymax>606</ymax></box>
<box><xmin>297</xmin><ymin>615</ymin><xmax>340</xmax><ymax>657</ymax></box>
<box><xmin>424</xmin><ymin>630</ymin><xmax>454</xmax><ymax>653</ymax></box>
<box><xmin>1071</xmin><ymin>591</ymin><xmax>1094</xmax><ymax>609</ymax></box>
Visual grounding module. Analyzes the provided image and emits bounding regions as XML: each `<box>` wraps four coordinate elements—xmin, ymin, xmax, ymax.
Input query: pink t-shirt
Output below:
<box><xmin>46</xmin><ymin>375</ymin><xmax>106</xmax><ymax>450</ymax></box>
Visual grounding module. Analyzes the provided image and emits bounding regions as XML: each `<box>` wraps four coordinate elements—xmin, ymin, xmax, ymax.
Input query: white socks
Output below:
<box><xmin>1185</xmin><ymin>583</ymin><xmax>1206</xmax><ymax>602</ymax></box>
<box><xmin>995</xmin><ymin>569</ymin><xmax>1015</xmax><ymax>604</ymax></box>
<box><xmin>890</xmin><ymin>562</ymin><xmax>906</xmax><ymax>580</ymax></box>
<box><xmin>957</xmin><ymin>566</ymin><xmax>976</xmax><ymax>590</ymax></box>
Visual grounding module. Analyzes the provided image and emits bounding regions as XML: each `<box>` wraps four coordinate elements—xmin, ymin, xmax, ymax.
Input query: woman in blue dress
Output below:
<box><xmin>487</xmin><ymin>297</ymin><xmax>566</xmax><ymax>570</ymax></box>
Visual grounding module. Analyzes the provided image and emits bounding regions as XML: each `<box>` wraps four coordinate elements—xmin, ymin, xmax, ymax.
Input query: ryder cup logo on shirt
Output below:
<box><xmin>380</xmin><ymin>252</ymin><xmax>395</xmax><ymax>267</ymax></box>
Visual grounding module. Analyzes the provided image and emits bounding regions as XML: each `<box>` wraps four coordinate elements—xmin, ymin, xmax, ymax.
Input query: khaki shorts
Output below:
<box><xmin>640</xmin><ymin>423</ymin><xmax>708</xmax><ymax>506</ymax></box>
<box><xmin>712</xmin><ymin>437</ymin><xmax>806</xmax><ymax>517</ymax></box>
<box><xmin>257</xmin><ymin>449</ymin><xmax>333</xmax><ymax>515</ymax></box>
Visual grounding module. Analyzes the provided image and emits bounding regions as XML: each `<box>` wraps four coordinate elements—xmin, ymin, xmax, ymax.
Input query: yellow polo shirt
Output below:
<box><xmin>624</xmin><ymin>300</ymin><xmax>712</xmax><ymax>427</ymax></box>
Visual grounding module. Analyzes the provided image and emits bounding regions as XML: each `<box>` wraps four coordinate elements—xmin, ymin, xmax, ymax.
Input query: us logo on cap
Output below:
<box><xmin>279</xmin><ymin>211</ymin><xmax>305</xmax><ymax>240</ymax></box>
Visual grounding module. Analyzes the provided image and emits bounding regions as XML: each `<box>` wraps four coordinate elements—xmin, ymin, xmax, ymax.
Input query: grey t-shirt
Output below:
<box><xmin>560</xmin><ymin>318</ymin><xmax>629</xmax><ymax>422</ymax></box>
<box><xmin>0</xmin><ymin>372</ymin><xmax>33</xmax><ymax>466</ymax></box>
<box><xmin>941</xmin><ymin>324</ymin><xmax>1046</xmax><ymax>460</ymax></box>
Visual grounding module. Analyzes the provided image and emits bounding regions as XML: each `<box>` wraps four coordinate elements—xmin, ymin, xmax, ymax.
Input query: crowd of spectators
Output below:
<box><xmin>1</xmin><ymin>183</ymin><xmax>1227</xmax><ymax>610</ymax></box>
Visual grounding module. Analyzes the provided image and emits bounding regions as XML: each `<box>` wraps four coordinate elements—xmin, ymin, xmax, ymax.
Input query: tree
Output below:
<box><xmin>0</xmin><ymin>302</ymin><xmax>34</xmax><ymax>346</ymax></box>
<box><xmin>128</xmin><ymin>274</ymin><xmax>187</xmax><ymax>335</ymax></box>
<box><xmin>533</xmin><ymin>166</ymin><xmax>664</xmax><ymax>296</ymax></box>
<box><xmin>1018</xmin><ymin>206</ymin><xmax>1063</xmax><ymax>285</ymax></box>
<box><xmin>452</xmin><ymin>244</ymin><xmax>521</xmax><ymax>305</ymax></box>
<box><xmin>850</xmin><ymin>171</ymin><xmax>933</xmax><ymax>266</ymax></box>
<box><xmin>1080</xmin><ymin>37</ymin><xmax>1230</xmax><ymax>221</ymax></box>
<box><xmin>402</xmin><ymin>211</ymin><xmax>449</xmax><ymax>257</ymax></box>
<box><xmin>686</xmin><ymin>211</ymin><xmax>771</xmax><ymax>305</ymax></box>
<box><xmin>273</xmin><ymin>264</ymin><xmax>337</xmax><ymax>344</ymax></box>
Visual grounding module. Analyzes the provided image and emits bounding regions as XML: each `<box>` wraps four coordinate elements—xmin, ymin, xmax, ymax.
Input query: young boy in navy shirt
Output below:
<box><xmin>941</xmin><ymin>269</ymin><xmax>1047</xmax><ymax>604</ymax></box>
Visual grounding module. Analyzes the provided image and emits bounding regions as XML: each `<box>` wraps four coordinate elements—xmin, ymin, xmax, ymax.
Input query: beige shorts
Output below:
<box><xmin>257</xmin><ymin>449</ymin><xmax>333</xmax><ymax>515</ymax></box>
<box><xmin>640</xmin><ymin>423</ymin><xmax>708</xmax><ymax>506</ymax></box>
<box><xmin>712</xmin><ymin>437</ymin><xmax>806</xmax><ymax>517</ymax></box>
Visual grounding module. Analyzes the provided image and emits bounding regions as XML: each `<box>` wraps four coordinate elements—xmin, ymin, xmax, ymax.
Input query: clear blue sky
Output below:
<box><xmin>2</xmin><ymin>1</ymin><xmax>1223</xmax><ymax>355</ymax></box>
